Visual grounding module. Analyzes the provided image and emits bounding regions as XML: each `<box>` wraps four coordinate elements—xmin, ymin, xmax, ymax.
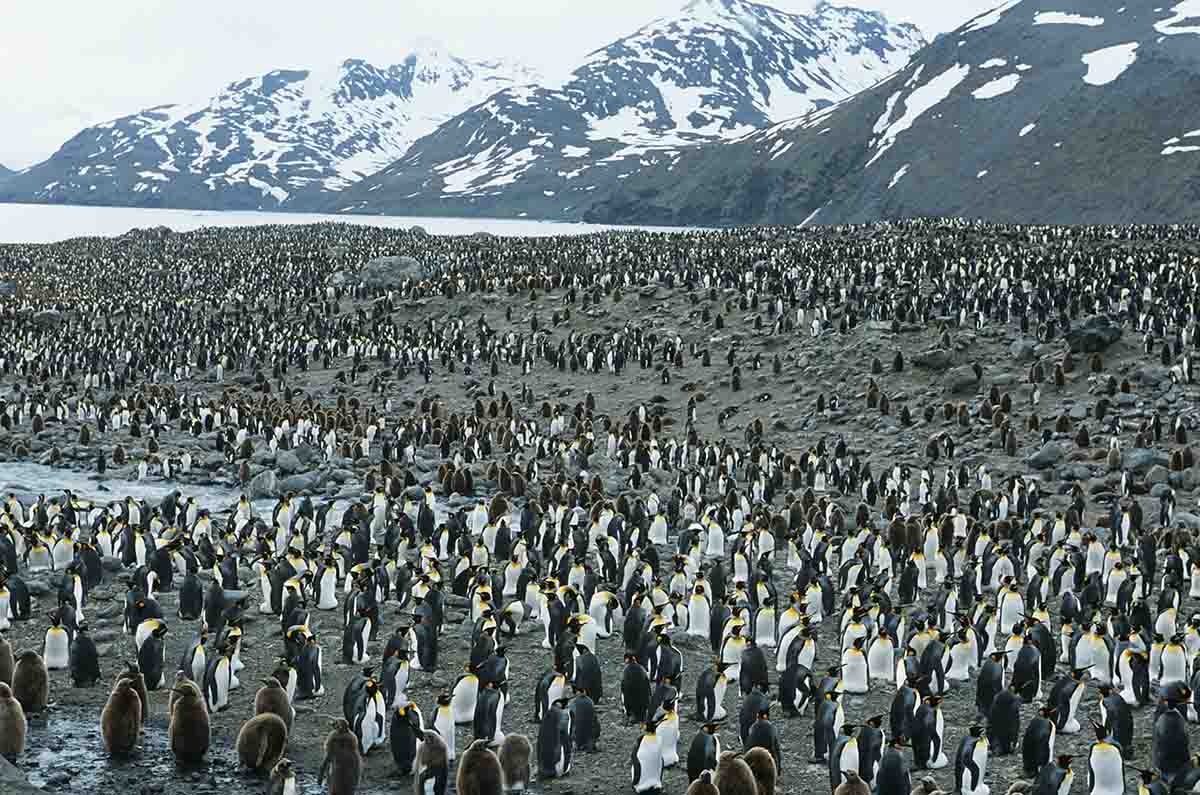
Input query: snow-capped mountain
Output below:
<box><xmin>330</xmin><ymin>0</ymin><xmax>924</xmax><ymax>215</ymax></box>
<box><xmin>585</xmin><ymin>0</ymin><xmax>1200</xmax><ymax>226</ymax></box>
<box><xmin>0</xmin><ymin>48</ymin><xmax>540</xmax><ymax>210</ymax></box>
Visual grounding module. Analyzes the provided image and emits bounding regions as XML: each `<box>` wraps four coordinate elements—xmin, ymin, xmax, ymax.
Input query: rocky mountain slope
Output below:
<box><xmin>584</xmin><ymin>0</ymin><xmax>1200</xmax><ymax>226</ymax></box>
<box><xmin>331</xmin><ymin>0</ymin><xmax>923</xmax><ymax>216</ymax></box>
<box><xmin>0</xmin><ymin>48</ymin><xmax>540</xmax><ymax>210</ymax></box>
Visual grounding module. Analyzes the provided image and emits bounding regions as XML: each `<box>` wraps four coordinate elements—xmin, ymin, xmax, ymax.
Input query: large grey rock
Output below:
<box><xmin>913</xmin><ymin>348</ymin><xmax>955</xmax><ymax>372</ymax></box>
<box><xmin>276</xmin><ymin>450</ymin><xmax>302</xmax><ymax>475</ymax></box>
<box><xmin>1009</xmin><ymin>338</ymin><xmax>1038</xmax><ymax>361</ymax></box>
<box><xmin>1029</xmin><ymin>441</ymin><xmax>1064</xmax><ymax>470</ymax></box>
<box><xmin>249</xmin><ymin>469</ymin><xmax>279</xmax><ymax>499</ymax></box>
<box><xmin>1175</xmin><ymin>512</ymin><xmax>1200</xmax><ymax>530</ymax></box>
<box><xmin>33</xmin><ymin>309</ymin><xmax>63</xmax><ymax>327</ymax></box>
<box><xmin>1146</xmin><ymin>465</ymin><xmax>1169</xmax><ymax>485</ymax></box>
<box><xmin>1123</xmin><ymin>448</ymin><xmax>1167</xmax><ymax>474</ymax></box>
<box><xmin>1066</xmin><ymin>315</ymin><xmax>1122</xmax><ymax>353</ymax></box>
<box><xmin>279</xmin><ymin>471</ymin><xmax>325</xmax><ymax>493</ymax></box>
<box><xmin>359</xmin><ymin>255</ymin><xmax>427</xmax><ymax>289</ymax></box>
<box><xmin>0</xmin><ymin>280</ymin><xmax>16</xmax><ymax>297</ymax></box>
<box><xmin>945</xmin><ymin>365</ymin><xmax>979</xmax><ymax>394</ymax></box>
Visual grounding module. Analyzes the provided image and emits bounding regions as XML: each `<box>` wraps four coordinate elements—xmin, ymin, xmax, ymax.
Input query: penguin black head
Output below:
<box><xmin>967</xmin><ymin>725</ymin><xmax>986</xmax><ymax>738</ymax></box>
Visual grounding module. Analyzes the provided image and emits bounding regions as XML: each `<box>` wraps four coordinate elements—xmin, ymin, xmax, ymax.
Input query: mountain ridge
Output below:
<box><xmin>0</xmin><ymin>47</ymin><xmax>541</xmax><ymax>210</ymax></box>
<box><xmin>578</xmin><ymin>0</ymin><xmax>1200</xmax><ymax>226</ymax></box>
<box><xmin>0</xmin><ymin>0</ymin><xmax>924</xmax><ymax>216</ymax></box>
<box><xmin>328</xmin><ymin>0</ymin><xmax>924</xmax><ymax>216</ymax></box>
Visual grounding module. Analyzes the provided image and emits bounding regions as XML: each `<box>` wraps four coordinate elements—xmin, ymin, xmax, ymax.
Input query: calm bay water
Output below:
<box><xmin>0</xmin><ymin>202</ymin><xmax>688</xmax><ymax>244</ymax></box>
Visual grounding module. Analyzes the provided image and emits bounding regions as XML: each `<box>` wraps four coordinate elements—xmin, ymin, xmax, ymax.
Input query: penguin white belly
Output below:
<box><xmin>190</xmin><ymin>647</ymin><xmax>207</xmax><ymax>685</ymax></box>
<box><xmin>258</xmin><ymin>572</ymin><xmax>274</xmax><ymax>614</ymax></box>
<box><xmin>776</xmin><ymin>627</ymin><xmax>801</xmax><ymax>672</ymax></box>
<box><xmin>52</xmin><ymin>541</ymin><xmax>74</xmax><ymax>570</ymax></box>
<box><xmin>712</xmin><ymin>677</ymin><xmax>728</xmax><ymax>720</ymax></box>
<box><xmin>27</xmin><ymin>547</ymin><xmax>51</xmax><ymax>572</ymax></box>
<box><xmin>1063</xmin><ymin>684</ymin><xmax>1085</xmax><ymax>734</ymax></box>
<box><xmin>490</xmin><ymin>691</ymin><xmax>506</xmax><ymax>746</ymax></box>
<box><xmin>632</xmin><ymin>735</ymin><xmax>664</xmax><ymax>792</ymax></box>
<box><xmin>1161</xmin><ymin>651</ymin><xmax>1187</xmax><ymax>683</ymax></box>
<box><xmin>962</xmin><ymin>741</ymin><xmax>990</xmax><ymax>795</ymax></box>
<box><xmin>360</xmin><ymin>694</ymin><xmax>386</xmax><ymax>752</ymax></box>
<box><xmin>451</xmin><ymin>677</ymin><xmax>478</xmax><ymax>724</ymax></box>
<box><xmin>946</xmin><ymin>644</ymin><xmax>973</xmax><ymax>682</ymax></box>
<box><xmin>1089</xmin><ymin>745</ymin><xmax>1123</xmax><ymax>795</ymax></box>
<box><xmin>44</xmin><ymin>628</ymin><xmax>70</xmax><ymax>669</ymax></box>
<box><xmin>435</xmin><ymin>707</ymin><xmax>456</xmax><ymax>761</ymax></box>
<box><xmin>0</xmin><ymin>592</ymin><xmax>10</xmax><ymax>629</ymax></box>
<box><xmin>317</xmin><ymin>572</ymin><xmax>338</xmax><ymax>610</ymax></box>
<box><xmin>755</xmin><ymin>612</ymin><xmax>776</xmax><ymax>647</ymax></box>
<box><xmin>688</xmin><ymin>599</ymin><xmax>709</xmax><ymax>639</ymax></box>
<box><xmin>659</xmin><ymin>713</ymin><xmax>680</xmax><ymax>767</ymax></box>
<box><xmin>842</xmin><ymin>651</ymin><xmax>869</xmax><ymax>694</ymax></box>
<box><xmin>869</xmin><ymin>638</ymin><xmax>894</xmax><ymax>681</ymax></box>
<box><xmin>931</xmin><ymin>710</ymin><xmax>949</xmax><ymax>768</ymax></box>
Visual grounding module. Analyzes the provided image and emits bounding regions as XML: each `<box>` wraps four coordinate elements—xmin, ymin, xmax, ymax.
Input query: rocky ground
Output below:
<box><xmin>2</xmin><ymin>223</ymin><xmax>1200</xmax><ymax>795</ymax></box>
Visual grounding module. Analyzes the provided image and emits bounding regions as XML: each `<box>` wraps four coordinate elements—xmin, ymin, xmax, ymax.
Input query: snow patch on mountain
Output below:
<box><xmin>1081</xmin><ymin>42</ymin><xmax>1139</xmax><ymax>86</ymax></box>
<box><xmin>973</xmin><ymin>73</ymin><xmax>1021</xmax><ymax>99</ymax></box>
<box><xmin>1155</xmin><ymin>1</ymin><xmax>1200</xmax><ymax>36</ymax></box>
<box><xmin>1034</xmin><ymin>12</ymin><xmax>1105</xmax><ymax>26</ymax></box>
<box><xmin>867</xmin><ymin>63</ymin><xmax>970</xmax><ymax>167</ymax></box>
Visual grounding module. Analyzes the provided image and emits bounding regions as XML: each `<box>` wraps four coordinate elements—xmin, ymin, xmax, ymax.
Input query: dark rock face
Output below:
<box><xmin>1066</xmin><ymin>315</ymin><xmax>1123</xmax><ymax>353</ymax></box>
<box><xmin>584</xmin><ymin>0</ymin><xmax>1200</xmax><ymax>227</ymax></box>
<box><xmin>1029</xmin><ymin>441</ymin><xmax>1063</xmax><ymax>469</ymax></box>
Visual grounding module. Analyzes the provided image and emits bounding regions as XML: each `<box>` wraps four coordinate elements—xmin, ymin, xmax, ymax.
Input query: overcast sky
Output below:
<box><xmin>0</xmin><ymin>0</ymin><xmax>997</xmax><ymax>169</ymax></box>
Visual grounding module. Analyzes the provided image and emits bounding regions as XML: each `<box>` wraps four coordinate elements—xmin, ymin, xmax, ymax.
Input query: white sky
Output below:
<box><xmin>0</xmin><ymin>0</ymin><xmax>997</xmax><ymax>169</ymax></box>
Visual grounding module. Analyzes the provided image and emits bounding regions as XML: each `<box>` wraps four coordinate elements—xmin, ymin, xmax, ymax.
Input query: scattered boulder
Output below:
<box><xmin>945</xmin><ymin>365</ymin><xmax>979</xmax><ymax>394</ymax></box>
<box><xmin>1066</xmin><ymin>315</ymin><xmax>1122</xmax><ymax>353</ymax></box>
<box><xmin>1123</xmin><ymin>448</ymin><xmax>1167</xmax><ymax>474</ymax></box>
<box><xmin>1146</xmin><ymin>465</ymin><xmax>1169</xmax><ymax>485</ymax></box>
<box><xmin>33</xmin><ymin>309</ymin><xmax>62</xmax><ymax>327</ymax></box>
<box><xmin>912</xmin><ymin>348</ymin><xmax>955</xmax><ymax>372</ymax></box>
<box><xmin>0</xmin><ymin>281</ymin><xmax>16</xmax><ymax>297</ymax></box>
<box><xmin>1009</xmin><ymin>338</ymin><xmax>1038</xmax><ymax>361</ymax></box>
<box><xmin>1029</xmin><ymin>442</ymin><xmax>1064</xmax><ymax>470</ymax></box>
<box><xmin>359</xmin><ymin>255</ymin><xmax>428</xmax><ymax>290</ymax></box>
<box><xmin>249</xmin><ymin>469</ymin><xmax>279</xmax><ymax>500</ymax></box>
<box><xmin>275</xmin><ymin>450</ymin><xmax>303</xmax><ymax>475</ymax></box>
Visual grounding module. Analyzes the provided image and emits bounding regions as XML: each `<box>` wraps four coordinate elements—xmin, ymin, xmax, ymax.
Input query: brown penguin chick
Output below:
<box><xmin>835</xmin><ymin>770</ymin><xmax>871</xmax><ymax>795</ymax></box>
<box><xmin>0</xmin><ymin>681</ymin><xmax>27</xmax><ymax>756</ymax></box>
<box><xmin>237</xmin><ymin>712</ymin><xmax>288</xmax><ymax>773</ymax></box>
<box><xmin>1090</xmin><ymin>353</ymin><xmax>1104</xmax><ymax>373</ymax></box>
<box><xmin>115</xmin><ymin>661</ymin><xmax>148</xmax><ymax>724</ymax></box>
<box><xmin>1171</xmin><ymin>449</ymin><xmax>1185</xmax><ymax>472</ymax></box>
<box><xmin>1027</xmin><ymin>413</ymin><xmax>1040</xmax><ymax>432</ymax></box>
<box><xmin>687</xmin><ymin>769</ymin><xmax>721</xmax><ymax>795</ymax></box>
<box><xmin>414</xmin><ymin>728</ymin><xmax>449</xmax><ymax>795</ymax></box>
<box><xmin>498</xmin><ymin>733</ymin><xmax>532</xmax><ymax>792</ymax></box>
<box><xmin>1004</xmin><ymin>429</ymin><xmax>1018</xmax><ymax>457</ymax></box>
<box><xmin>167</xmin><ymin>670</ymin><xmax>188</xmax><ymax>719</ymax></box>
<box><xmin>0</xmin><ymin>632</ymin><xmax>14</xmax><ymax>685</ymax></box>
<box><xmin>457</xmin><ymin>738</ymin><xmax>504</xmax><ymax>795</ymax></box>
<box><xmin>169</xmin><ymin>679</ymin><xmax>211</xmax><ymax>763</ymax></box>
<box><xmin>101</xmin><ymin>678</ymin><xmax>142</xmax><ymax>755</ymax></box>
<box><xmin>742</xmin><ymin>746</ymin><xmax>778</xmax><ymax>795</ymax></box>
<box><xmin>1075</xmin><ymin>425</ymin><xmax>1091</xmax><ymax>448</ymax></box>
<box><xmin>911</xmin><ymin>776</ymin><xmax>941</xmax><ymax>795</ymax></box>
<box><xmin>255</xmin><ymin>676</ymin><xmax>295</xmax><ymax>730</ymax></box>
<box><xmin>267</xmin><ymin>758</ymin><xmax>297</xmax><ymax>795</ymax></box>
<box><xmin>1107</xmin><ymin>446</ymin><xmax>1122</xmax><ymax>472</ymax></box>
<box><xmin>12</xmin><ymin>650</ymin><xmax>48</xmax><ymax>714</ymax></box>
<box><xmin>319</xmin><ymin>718</ymin><xmax>363</xmax><ymax>795</ymax></box>
<box><xmin>715</xmin><ymin>751</ymin><xmax>758</xmax><ymax>795</ymax></box>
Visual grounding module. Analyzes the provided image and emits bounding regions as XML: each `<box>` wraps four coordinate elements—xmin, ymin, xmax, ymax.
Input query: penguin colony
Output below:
<box><xmin>1</xmin><ymin>219</ymin><xmax>1200</xmax><ymax>795</ymax></box>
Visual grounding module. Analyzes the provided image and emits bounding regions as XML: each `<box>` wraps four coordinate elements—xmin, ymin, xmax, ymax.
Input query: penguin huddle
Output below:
<box><xmin>1</xmin><ymin>219</ymin><xmax>1200</xmax><ymax>794</ymax></box>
